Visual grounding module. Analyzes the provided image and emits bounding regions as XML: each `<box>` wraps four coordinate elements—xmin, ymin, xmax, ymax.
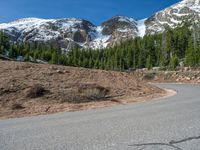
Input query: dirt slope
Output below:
<box><xmin>0</xmin><ymin>60</ymin><xmax>164</xmax><ymax>119</ymax></box>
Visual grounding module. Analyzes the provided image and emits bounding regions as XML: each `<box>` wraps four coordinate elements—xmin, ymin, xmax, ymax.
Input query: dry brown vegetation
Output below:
<box><xmin>0</xmin><ymin>60</ymin><xmax>164</xmax><ymax>119</ymax></box>
<box><xmin>26</xmin><ymin>84</ymin><xmax>47</xmax><ymax>98</ymax></box>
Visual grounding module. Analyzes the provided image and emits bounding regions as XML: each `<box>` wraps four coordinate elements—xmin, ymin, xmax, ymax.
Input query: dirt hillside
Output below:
<box><xmin>0</xmin><ymin>60</ymin><xmax>164</xmax><ymax>119</ymax></box>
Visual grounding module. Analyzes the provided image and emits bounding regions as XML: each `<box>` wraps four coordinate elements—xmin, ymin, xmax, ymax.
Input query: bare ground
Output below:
<box><xmin>0</xmin><ymin>60</ymin><xmax>166</xmax><ymax>119</ymax></box>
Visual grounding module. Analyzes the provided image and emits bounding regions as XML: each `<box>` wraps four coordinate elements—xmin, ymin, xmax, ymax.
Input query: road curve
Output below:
<box><xmin>0</xmin><ymin>84</ymin><xmax>200</xmax><ymax>150</ymax></box>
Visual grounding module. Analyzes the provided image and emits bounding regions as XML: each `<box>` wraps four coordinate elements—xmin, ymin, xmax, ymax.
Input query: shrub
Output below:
<box><xmin>11</xmin><ymin>103</ymin><xmax>25</xmax><ymax>110</ymax></box>
<box><xmin>60</xmin><ymin>89</ymin><xmax>84</xmax><ymax>103</ymax></box>
<box><xmin>78</xmin><ymin>83</ymin><xmax>109</xmax><ymax>100</ymax></box>
<box><xmin>26</xmin><ymin>84</ymin><xmax>46</xmax><ymax>98</ymax></box>
<box><xmin>143</xmin><ymin>73</ymin><xmax>156</xmax><ymax>80</ymax></box>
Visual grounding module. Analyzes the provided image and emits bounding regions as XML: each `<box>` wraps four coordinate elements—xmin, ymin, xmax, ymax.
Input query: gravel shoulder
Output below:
<box><xmin>142</xmin><ymin>71</ymin><xmax>200</xmax><ymax>84</ymax></box>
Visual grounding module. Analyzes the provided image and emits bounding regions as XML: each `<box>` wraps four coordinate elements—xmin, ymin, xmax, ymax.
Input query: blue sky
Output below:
<box><xmin>0</xmin><ymin>0</ymin><xmax>181</xmax><ymax>25</ymax></box>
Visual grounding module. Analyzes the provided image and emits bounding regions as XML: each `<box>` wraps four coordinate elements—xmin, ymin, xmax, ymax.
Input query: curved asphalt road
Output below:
<box><xmin>0</xmin><ymin>84</ymin><xmax>200</xmax><ymax>150</ymax></box>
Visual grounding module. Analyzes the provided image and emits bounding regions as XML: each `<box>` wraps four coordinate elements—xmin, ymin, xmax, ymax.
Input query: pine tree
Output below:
<box><xmin>185</xmin><ymin>36</ymin><xmax>195</xmax><ymax>67</ymax></box>
<box><xmin>24</xmin><ymin>53</ymin><xmax>30</xmax><ymax>61</ymax></box>
<box><xmin>51</xmin><ymin>51</ymin><xmax>59</xmax><ymax>64</ymax></box>
<box><xmin>146</xmin><ymin>55</ymin><xmax>152</xmax><ymax>70</ymax></box>
<box><xmin>159</xmin><ymin>55</ymin><xmax>164</xmax><ymax>70</ymax></box>
<box><xmin>0</xmin><ymin>31</ymin><xmax>10</xmax><ymax>54</ymax></box>
<box><xmin>168</xmin><ymin>55</ymin><xmax>178</xmax><ymax>71</ymax></box>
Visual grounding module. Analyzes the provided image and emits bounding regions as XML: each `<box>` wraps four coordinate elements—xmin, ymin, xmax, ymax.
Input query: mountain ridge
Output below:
<box><xmin>0</xmin><ymin>0</ymin><xmax>200</xmax><ymax>50</ymax></box>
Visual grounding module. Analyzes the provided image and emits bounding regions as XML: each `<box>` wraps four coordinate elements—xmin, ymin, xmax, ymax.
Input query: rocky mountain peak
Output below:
<box><xmin>101</xmin><ymin>16</ymin><xmax>137</xmax><ymax>35</ymax></box>
<box><xmin>99</xmin><ymin>16</ymin><xmax>139</xmax><ymax>47</ymax></box>
<box><xmin>145</xmin><ymin>0</ymin><xmax>200</xmax><ymax>35</ymax></box>
<box><xmin>181</xmin><ymin>0</ymin><xmax>200</xmax><ymax>5</ymax></box>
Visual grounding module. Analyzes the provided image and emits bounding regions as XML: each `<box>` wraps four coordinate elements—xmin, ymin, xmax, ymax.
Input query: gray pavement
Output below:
<box><xmin>0</xmin><ymin>84</ymin><xmax>200</xmax><ymax>150</ymax></box>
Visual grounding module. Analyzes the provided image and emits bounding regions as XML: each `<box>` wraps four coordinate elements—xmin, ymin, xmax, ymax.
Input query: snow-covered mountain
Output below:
<box><xmin>96</xmin><ymin>16</ymin><xmax>146</xmax><ymax>48</ymax></box>
<box><xmin>0</xmin><ymin>0</ymin><xmax>200</xmax><ymax>50</ymax></box>
<box><xmin>0</xmin><ymin>18</ymin><xmax>97</xmax><ymax>50</ymax></box>
<box><xmin>0</xmin><ymin>16</ymin><xmax>144</xmax><ymax>50</ymax></box>
<box><xmin>145</xmin><ymin>0</ymin><xmax>200</xmax><ymax>34</ymax></box>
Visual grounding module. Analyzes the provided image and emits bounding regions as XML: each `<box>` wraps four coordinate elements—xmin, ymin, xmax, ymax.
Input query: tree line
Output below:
<box><xmin>0</xmin><ymin>22</ymin><xmax>200</xmax><ymax>71</ymax></box>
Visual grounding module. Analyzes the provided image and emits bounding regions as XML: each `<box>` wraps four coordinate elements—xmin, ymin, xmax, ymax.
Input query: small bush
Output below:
<box><xmin>11</xmin><ymin>104</ymin><xmax>25</xmax><ymax>110</ymax></box>
<box><xmin>26</xmin><ymin>84</ymin><xmax>46</xmax><ymax>98</ymax></box>
<box><xmin>78</xmin><ymin>83</ymin><xmax>109</xmax><ymax>100</ymax></box>
<box><xmin>61</xmin><ymin>89</ymin><xmax>84</xmax><ymax>103</ymax></box>
<box><xmin>143</xmin><ymin>73</ymin><xmax>156</xmax><ymax>80</ymax></box>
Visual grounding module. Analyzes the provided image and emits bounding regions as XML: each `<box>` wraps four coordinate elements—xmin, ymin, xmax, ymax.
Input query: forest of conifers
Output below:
<box><xmin>0</xmin><ymin>22</ymin><xmax>200</xmax><ymax>71</ymax></box>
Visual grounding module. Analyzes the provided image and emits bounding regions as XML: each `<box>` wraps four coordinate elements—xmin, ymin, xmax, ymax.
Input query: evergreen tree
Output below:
<box><xmin>51</xmin><ymin>51</ymin><xmax>59</xmax><ymax>64</ymax></box>
<box><xmin>159</xmin><ymin>55</ymin><xmax>164</xmax><ymax>70</ymax></box>
<box><xmin>168</xmin><ymin>55</ymin><xmax>178</xmax><ymax>71</ymax></box>
<box><xmin>0</xmin><ymin>31</ymin><xmax>10</xmax><ymax>54</ymax></box>
<box><xmin>185</xmin><ymin>37</ymin><xmax>195</xmax><ymax>67</ymax></box>
<box><xmin>146</xmin><ymin>55</ymin><xmax>152</xmax><ymax>70</ymax></box>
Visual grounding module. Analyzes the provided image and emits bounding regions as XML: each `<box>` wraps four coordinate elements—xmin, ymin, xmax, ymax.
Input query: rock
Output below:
<box><xmin>73</xmin><ymin>30</ymin><xmax>87</xmax><ymax>43</ymax></box>
<box><xmin>56</xmin><ymin>69</ymin><xmax>63</xmax><ymax>74</ymax></box>
<box><xmin>63</xmin><ymin>70</ymin><xmax>70</xmax><ymax>73</ymax></box>
<box><xmin>185</xmin><ymin>77</ymin><xmax>191</xmax><ymax>81</ymax></box>
<box><xmin>152</xmin><ymin>67</ymin><xmax>160</xmax><ymax>72</ymax></box>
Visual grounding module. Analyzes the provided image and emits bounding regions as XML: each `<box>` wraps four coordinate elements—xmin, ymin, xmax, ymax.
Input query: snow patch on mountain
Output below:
<box><xmin>137</xmin><ymin>19</ymin><xmax>147</xmax><ymax>37</ymax></box>
<box><xmin>117</xmin><ymin>16</ymin><xmax>137</xmax><ymax>25</ymax></box>
<box><xmin>89</xmin><ymin>26</ymin><xmax>111</xmax><ymax>49</ymax></box>
<box><xmin>0</xmin><ymin>18</ymin><xmax>54</xmax><ymax>31</ymax></box>
<box><xmin>179</xmin><ymin>0</ymin><xmax>200</xmax><ymax>12</ymax></box>
<box><xmin>145</xmin><ymin>0</ymin><xmax>200</xmax><ymax>34</ymax></box>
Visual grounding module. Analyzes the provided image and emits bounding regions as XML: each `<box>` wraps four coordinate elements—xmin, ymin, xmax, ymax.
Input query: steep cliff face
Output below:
<box><xmin>99</xmin><ymin>16</ymin><xmax>138</xmax><ymax>47</ymax></box>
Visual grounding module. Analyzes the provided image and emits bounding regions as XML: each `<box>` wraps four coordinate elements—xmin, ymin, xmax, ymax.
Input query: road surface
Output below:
<box><xmin>0</xmin><ymin>84</ymin><xmax>200</xmax><ymax>150</ymax></box>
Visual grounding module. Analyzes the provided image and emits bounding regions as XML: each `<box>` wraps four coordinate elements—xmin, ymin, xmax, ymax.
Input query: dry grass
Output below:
<box><xmin>0</xmin><ymin>60</ymin><xmax>163</xmax><ymax>119</ymax></box>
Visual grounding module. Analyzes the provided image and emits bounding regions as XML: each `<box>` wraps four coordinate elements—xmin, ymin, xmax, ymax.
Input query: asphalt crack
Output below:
<box><xmin>129</xmin><ymin>142</ymin><xmax>182</xmax><ymax>150</ymax></box>
<box><xmin>128</xmin><ymin>135</ymin><xmax>200</xmax><ymax>150</ymax></box>
<box><xmin>169</xmin><ymin>135</ymin><xmax>200</xmax><ymax>145</ymax></box>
